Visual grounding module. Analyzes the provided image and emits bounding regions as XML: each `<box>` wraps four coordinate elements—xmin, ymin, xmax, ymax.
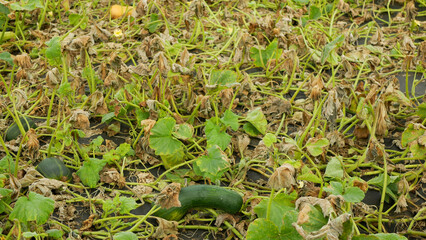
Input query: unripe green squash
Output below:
<box><xmin>154</xmin><ymin>185</ymin><xmax>243</xmax><ymax>221</ymax></box>
<box><xmin>37</xmin><ymin>157</ymin><xmax>72</xmax><ymax>181</ymax></box>
<box><xmin>5</xmin><ymin>116</ymin><xmax>37</xmax><ymax>141</ymax></box>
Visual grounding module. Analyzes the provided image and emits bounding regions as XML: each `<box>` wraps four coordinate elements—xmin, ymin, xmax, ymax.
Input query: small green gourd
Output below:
<box><xmin>37</xmin><ymin>157</ymin><xmax>72</xmax><ymax>181</ymax></box>
<box><xmin>5</xmin><ymin>116</ymin><xmax>37</xmax><ymax>141</ymax></box>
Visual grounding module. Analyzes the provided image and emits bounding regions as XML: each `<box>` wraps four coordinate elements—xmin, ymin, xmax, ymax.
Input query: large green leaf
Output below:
<box><xmin>76</xmin><ymin>158</ymin><xmax>107</xmax><ymax>188</ymax></box>
<box><xmin>247</xmin><ymin>211</ymin><xmax>303</xmax><ymax>240</ymax></box>
<box><xmin>281</xmin><ymin>210</ymin><xmax>304</xmax><ymax>240</ymax></box>
<box><xmin>205</xmin><ymin>118</ymin><xmax>231</xmax><ymax>150</ymax></box>
<box><xmin>254</xmin><ymin>192</ymin><xmax>297</xmax><ymax>228</ymax></box>
<box><xmin>9</xmin><ymin>192</ymin><xmax>55</xmax><ymax>224</ymax></box>
<box><xmin>250</xmin><ymin>39</ymin><xmax>283</xmax><ymax>68</ymax></box>
<box><xmin>193</xmin><ymin>145</ymin><xmax>230</xmax><ymax>181</ymax></box>
<box><xmin>247</xmin><ymin>218</ymin><xmax>280</xmax><ymax>240</ymax></box>
<box><xmin>149</xmin><ymin>117</ymin><xmax>183</xmax><ymax>155</ymax></box>
<box><xmin>245</xmin><ymin>108</ymin><xmax>267</xmax><ymax>135</ymax></box>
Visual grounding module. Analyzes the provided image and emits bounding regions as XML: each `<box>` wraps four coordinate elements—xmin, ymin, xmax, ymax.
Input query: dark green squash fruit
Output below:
<box><xmin>37</xmin><ymin>157</ymin><xmax>72</xmax><ymax>181</ymax></box>
<box><xmin>5</xmin><ymin>116</ymin><xmax>37</xmax><ymax>141</ymax></box>
<box><xmin>153</xmin><ymin>185</ymin><xmax>243</xmax><ymax>221</ymax></box>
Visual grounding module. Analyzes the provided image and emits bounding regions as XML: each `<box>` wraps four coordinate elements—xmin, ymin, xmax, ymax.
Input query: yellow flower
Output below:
<box><xmin>113</xmin><ymin>29</ymin><xmax>123</xmax><ymax>38</ymax></box>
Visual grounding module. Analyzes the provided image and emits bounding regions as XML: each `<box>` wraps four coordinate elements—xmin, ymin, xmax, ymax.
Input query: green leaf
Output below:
<box><xmin>321</xmin><ymin>35</ymin><xmax>345</xmax><ymax>64</ymax></box>
<box><xmin>0</xmin><ymin>188</ymin><xmax>13</xmax><ymax>214</ymax></box>
<box><xmin>245</xmin><ymin>108</ymin><xmax>267</xmax><ymax>135</ymax></box>
<box><xmin>416</xmin><ymin>103</ymin><xmax>426</xmax><ymax>119</ymax></box>
<box><xmin>76</xmin><ymin>158</ymin><xmax>107</xmax><ymax>188</ymax></box>
<box><xmin>160</xmin><ymin>147</ymin><xmax>185</xmax><ymax>169</ymax></box>
<box><xmin>254</xmin><ymin>192</ymin><xmax>297</xmax><ymax>228</ymax></box>
<box><xmin>353</xmin><ymin>233</ymin><xmax>407</xmax><ymax>240</ymax></box>
<box><xmin>57</xmin><ymin>81</ymin><xmax>72</xmax><ymax>97</ymax></box>
<box><xmin>247</xmin><ymin>218</ymin><xmax>280</xmax><ymax>240</ymax></box>
<box><xmin>102</xmin><ymin>112</ymin><xmax>115</xmax><ymax>123</ymax></box>
<box><xmin>148</xmin><ymin>14</ymin><xmax>161</xmax><ymax>33</ymax></box>
<box><xmin>45</xmin><ymin>36</ymin><xmax>62</xmax><ymax>66</ymax></box>
<box><xmin>243</xmin><ymin>122</ymin><xmax>262</xmax><ymax>136</ymax></box>
<box><xmin>0</xmin><ymin>52</ymin><xmax>13</xmax><ymax>65</ymax></box>
<box><xmin>10</xmin><ymin>0</ymin><xmax>43</xmax><ymax>11</ymax></box>
<box><xmin>22</xmin><ymin>232</ymin><xmax>38</xmax><ymax>238</ymax></box>
<box><xmin>46</xmin><ymin>229</ymin><xmax>63</xmax><ymax>239</ymax></box>
<box><xmin>343</xmin><ymin>187</ymin><xmax>365</xmax><ymax>203</ymax></box>
<box><xmin>324</xmin><ymin>181</ymin><xmax>344</xmax><ymax>195</ymax></box>
<box><xmin>118</xmin><ymin>196</ymin><xmax>138</xmax><ymax>214</ymax></box>
<box><xmin>324</xmin><ymin>157</ymin><xmax>343</xmax><ymax>178</ymax></box>
<box><xmin>368</xmin><ymin>174</ymin><xmax>399</xmax><ymax>187</ymax></box>
<box><xmin>69</xmin><ymin>13</ymin><xmax>82</xmax><ymax>26</ymax></box>
<box><xmin>193</xmin><ymin>145</ymin><xmax>230</xmax><ymax>181</ymax></box>
<box><xmin>372</xmin><ymin>234</ymin><xmax>407</xmax><ymax>240</ymax></box>
<box><xmin>299</xmin><ymin>205</ymin><xmax>328</xmax><ymax>232</ymax></box>
<box><xmin>135</xmin><ymin>109</ymin><xmax>149</xmax><ymax>125</ymax></box>
<box><xmin>221</xmin><ymin>109</ymin><xmax>239</xmax><ymax>131</ymax></box>
<box><xmin>114</xmin><ymin>232</ymin><xmax>138</xmax><ymax>240</ymax></box>
<box><xmin>401</xmin><ymin>124</ymin><xmax>425</xmax><ymax>147</ymax></box>
<box><xmin>263</xmin><ymin>133</ymin><xmax>277</xmax><ymax>147</ymax></box>
<box><xmin>0</xmin><ymin>155</ymin><xmax>15</xmax><ymax>174</ymax></box>
<box><xmin>9</xmin><ymin>192</ymin><xmax>55</xmax><ymax>224</ymax></box>
<box><xmin>149</xmin><ymin>117</ymin><xmax>183</xmax><ymax>155</ymax></box>
<box><xmin>281</xmin><ymin>210</ymin><xmax>303</xmax><ymax>240</ymax></box>
<box><xmin>409</xmin><ymin>143</ymin><xmax>426</xmax><ymax>159</ymax></box>
<box><xmin>306</xmin><ymin>138</ymin><xmax>329</xmax><ymax>157</ymax></box>
<box><xmin>297</xmin><ymin>166</ymin><xmax>322</xmax><ymax>183</ymax></box>
<box><xmin>368</xmin><ymin>174</ymin><xmax>399</xmax><ymax>202</ymax></box>
<box><xmin>205</xmin><ymin>118</ymin><xmax>231</xmax><ymax>150</ymax></box>
<box><xmin>250</xmin><ymin>39</ymin><xmax>283</xmax><ymax>68</ymax></box>
<box><xmin>293</xmin><ymin>0</ymin><xmax>309</xmax><ymax>4</ymax></box>
<box><xmin>173</xmin><ymin>123</ymin><xmax>194</xmax><ymax>140</ymax></box>
<box><xmin>308</xmin><ymin>6</ymin><xmax>321</xmax><ymax>20</ymax></box>
<box><xmin>115</xmin><ymin>143</ymin><xmax>135</xmax><ymax>157</ymax></box>
<box><xmin>0</xmin><ymin>3</ymin><xmax>10</xmax><ymax>14</ymax></box>
<box><xmin>210</xmin><ymin>70</ymin><xmax>237</xmax><ymax>87</ymax></box>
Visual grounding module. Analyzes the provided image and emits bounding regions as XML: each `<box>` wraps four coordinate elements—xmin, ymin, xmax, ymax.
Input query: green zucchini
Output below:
<box><xmin>37</xmin><ymin>157</ymin><xmax>72</xmax><ymax>181</ymax></box>
<box><xmin>153</xmin><ymin>185</ymin><xmax>243</xmax><ymax>221</ymax></box>
<box><xmin>5</xmin><ymin>116</ymin><xmax>37</xmax><ymax>141</ymax></box>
